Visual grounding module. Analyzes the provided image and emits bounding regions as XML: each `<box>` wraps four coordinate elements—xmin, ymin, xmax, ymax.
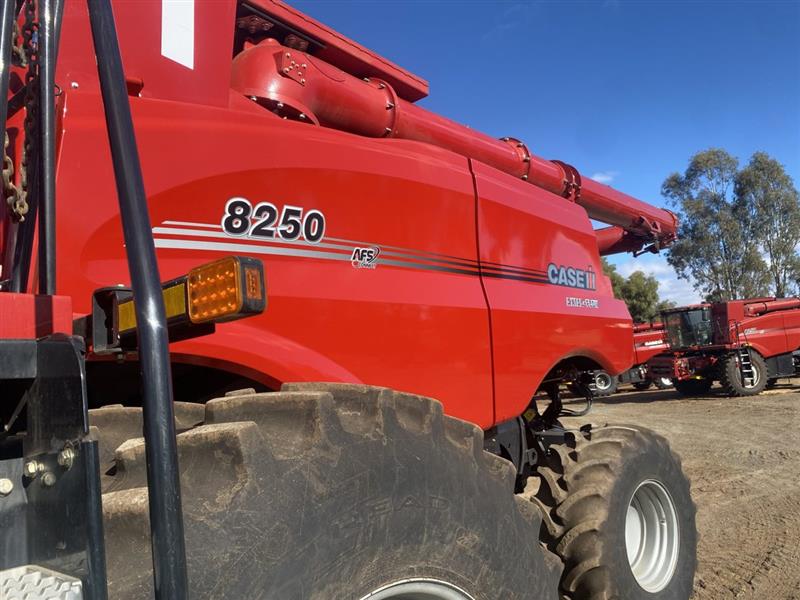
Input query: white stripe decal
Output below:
<box><xmin>152</xmin><ymin>226</ymin><xmax>353</xmax><ymax>253</ymax></box>
<box><xmin>152</xmin><ymin>226</ymin><xmax>479</xmax><ymax>269</ymax></box>
<box><xmin>152</xmin><ymin>237</ymin><xmax>547</xmax><ymax>282</ymax></box>
<box><xmin>161</xmin><ymin>220</ymin><xmax>221</xmax><ymax>229</ymax></box>
<box><xmin>161</xmin><ymin>0</ymin><xmax>194</xmax><ymax>70</ymax></box>
<box><xmin>154</xmin><ymin>237</ymin><xmax>352</xmax><ymax>262</ymax></box>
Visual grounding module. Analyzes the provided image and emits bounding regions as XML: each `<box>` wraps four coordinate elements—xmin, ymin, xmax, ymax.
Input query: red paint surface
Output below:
<box><xmin>633</xmin><ymin>322</ymin><xmax>668</xmax><ymax>365</ymax></box>
<box><xmin>1</xmin><ymin>0</ymin><xmax>660</xmax><ymax>429</ymax></box>
<box><xmin>0</xmin><ymin>294</ymin><xmax>73</xmax><ymax>339</ymax></box>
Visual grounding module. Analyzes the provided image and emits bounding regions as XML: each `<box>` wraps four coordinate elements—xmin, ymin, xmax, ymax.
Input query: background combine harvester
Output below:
<box><xmin>0</xmin><ymin>1</ymin><xmax>696</xmax><ymax>599</ymax></box>
<box><xmin>586</xmin><ymin>321</ymin><xmax>673</xmax><ymax>396</ymax></box>
<box><xmin>651</xmin><ymin>297</ymin><xmax>800</xmax><ymax>396</ymax></box>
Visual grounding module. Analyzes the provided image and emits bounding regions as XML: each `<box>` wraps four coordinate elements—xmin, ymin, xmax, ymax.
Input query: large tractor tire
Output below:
<box><xmin>632</xmin><ymin>381</ymin><xmax>652</xmax><ymax>391</ymax></box>
<box><xmin>91</xmin><ymin>384</ymin><xmax>562</xmax><ymax>599</ymax></box>
<box><xmin>89</xmin><ymin>402</ymin><xmax>205</xmax><ymax>488</ymax></box>
<box><xmin>527</xmin><ymin>425</ymin><xmax>696</xmax><ymax>599</ymax></box>
<box><xmin>592</xmin><ymin>371</ymin><xmax>618</xmax><ymax>397</ymax></box>
<box><xmin>719</xmin><ymin>351</ymin><xmax>767</xmax><ymax>397</ymax></box>
<box><xmin>672</xmin><ymin>378</ymin><xmax>712</xmax><ymax>397</ymax></box>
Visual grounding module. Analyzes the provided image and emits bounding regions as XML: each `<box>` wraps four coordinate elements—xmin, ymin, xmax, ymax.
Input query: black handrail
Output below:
<box><xmin>85</xmin><ymin>0</ymin><xmax>188</xmax><ymax>598</ymax></box>
<box><xmin>37</xmin><ymin>0</ymin><xmax>56</xmax><ymax>294</ymax></box>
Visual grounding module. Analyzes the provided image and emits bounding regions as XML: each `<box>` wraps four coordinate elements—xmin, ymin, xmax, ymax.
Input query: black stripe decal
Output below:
<box><xmin>154</xmin><ymin>227</ymin><xmax>560</xmax><ymax>286</ymax></box>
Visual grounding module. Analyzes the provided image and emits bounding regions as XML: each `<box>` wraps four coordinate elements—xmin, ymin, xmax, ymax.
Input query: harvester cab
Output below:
<box><xmin>0</xmin><ymin>0</ymin><xmax>264</xmax><ymax>597</ymax></box>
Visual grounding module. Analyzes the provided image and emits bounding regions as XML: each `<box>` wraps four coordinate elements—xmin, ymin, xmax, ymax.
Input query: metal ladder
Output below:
<box><xmin>738</xmin><ymin>347</ymin><xmax>755</xmax><ymax>387</ymax></box>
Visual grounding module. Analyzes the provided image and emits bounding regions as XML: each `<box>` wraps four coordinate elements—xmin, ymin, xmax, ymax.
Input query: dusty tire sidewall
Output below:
<box><xmin>103</xmin><ymin>395</ymin><xmax>561</xmax><ymax>600</ymax></box>
<box><xmin>722</xmin><ymin>352</ymin><xmax>767</xmax><ymax>396</ymax></box>
<box><xmin>599</xmin><ymin>439</ymin><xmax>697</xmax><ymax>600</ymax></box>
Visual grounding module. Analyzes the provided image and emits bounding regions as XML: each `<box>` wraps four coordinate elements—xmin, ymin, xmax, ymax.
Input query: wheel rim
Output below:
<box><xmin>360</xmin><ymin>579</ymin><xmax>475</xmax><ymax>600</ymax></box>
<box><xmin>739</xmin><ymin>357</ymin><xmax>761</xmax><ymax>388</ymax></box>
<box><xmin>659</xmin><ymin>377</ymin><xmax>673</xmax><ymax>387</ymax></box>
<box><xmin>594</xmin><ymin>372</ymin><xmax>612</xmax><ymax>391</ymax></box>
<box><xmin>625</xmin><ymin>479</ymin><xmax>680</xmax><ymax>592</ymax></box>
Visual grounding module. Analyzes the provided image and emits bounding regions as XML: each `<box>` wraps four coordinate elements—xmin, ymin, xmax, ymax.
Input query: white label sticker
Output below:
<box><xmin>161</xmin><ymin>0</ymin><xmax>194</xmax><ymax>70</ymax></box>
<box><xmin>566</xmin><ymin>297</ymin><xmax>599</xmax><ymax>309</ymax></box>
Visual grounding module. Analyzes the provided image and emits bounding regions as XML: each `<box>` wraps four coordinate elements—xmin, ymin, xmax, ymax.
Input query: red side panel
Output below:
<box><xmin>57</xmin><ymin>0</ymin><xmax>236</xmax><ymax>107</ymax></box>
<box><xmin>56</xmin><ymin>90</ymin><xmax>495</xmax><ymax>428</ymax></box>
<box><xmin>473</xmin><ymin>161</ymin><xmax>633</xmax><ymax>423</ymax></box>
<box><xmin>784</xmin><ymin>312</ymin><xmax>800</xmax><ymax>353</ymax></box>
<box><xmin>633</xmin><ymin>328</ymin><xmax>668</xmax><ymax>365</ymax></box>
<box><xmin>738</xmin><ymin>313</ymin><xmax>791</xmax><ymax>358</ymax></box>
<box><xmin>0</xmin><ymin>294</ymin><xmax>73</xmax><ymax>339</ymax></box>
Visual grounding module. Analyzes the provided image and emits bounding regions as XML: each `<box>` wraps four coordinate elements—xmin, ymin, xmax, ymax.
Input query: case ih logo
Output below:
<box><xmin>547</xmin><ymin>263</ymin><xmax>596</xmax><ymax>290</ymax></box>
<box><xmin>352</xmin><ymin>246</ymin><xmax>380</xmax><ymax>269</ymax></box>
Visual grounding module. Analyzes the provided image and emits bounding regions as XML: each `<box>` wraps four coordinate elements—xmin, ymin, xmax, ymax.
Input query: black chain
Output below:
<box><xmin>11</xmin><ymin>20</ymin><xmax>26</xmax><ymax>67</ymax></box>
<box><xmin>2</xmin><ymin>0</ymin><xmax>39</xmax><ymax>221</ymax></box>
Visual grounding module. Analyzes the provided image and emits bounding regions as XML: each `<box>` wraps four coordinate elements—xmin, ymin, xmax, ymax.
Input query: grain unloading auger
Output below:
<box><xmin>231</xmin><ymin>36</ymin><xmax>678</xmax><ymax>257</ymax></box>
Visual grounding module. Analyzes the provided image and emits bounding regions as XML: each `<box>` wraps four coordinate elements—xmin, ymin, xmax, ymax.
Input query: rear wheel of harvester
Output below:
<box><xmin>672</xmin><ymin>378</ymin><xmax>712</xmax><ymax>396</ymax></box>
<box><xmin>88</xmin><ymin>402</ymin><xmax>205</xmax><ymax>489</ymax></box>
<box><xmin>527</xmin><ymin>425</ymin><xmax>696</xmax><ymax>599</ymax></box>
<box><xmin>719</xmin><ymin>350</ymin><xmax>767</xmax><ymax>397</ymax></box>
<box><xmin>654</xmin><ymin>376</ymin><xmax>674</xmax><ymax>390</ymax></box>
<box><xmin>592</xmin><ymin>371</ymin><xmax>618</xmax><ymax>396</ymax></box>
<box><xmin>632</xmin><ymin>381</ymin><xmax>652</xmax><ymax>391</ymax></box>
<box><xmin>92</xmin><ymin>384</ymin><xmax>562</xmax><ymax>599</ymax></box>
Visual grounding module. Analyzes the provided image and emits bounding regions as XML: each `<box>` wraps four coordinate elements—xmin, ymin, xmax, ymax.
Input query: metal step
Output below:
<box><xmin>738</xmin><ymin>348</ymin><xmax>755</xmax><ymax>384</ymax></box>
<box><xmin>0</xmin><ymin>565</ymin><xmax>83</xmax><ymax>600</ymax></box>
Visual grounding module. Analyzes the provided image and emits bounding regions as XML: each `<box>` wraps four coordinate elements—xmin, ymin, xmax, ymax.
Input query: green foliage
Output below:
<box><xmin>735</xmin><ymin>152</ymin><xmax>800</xmax><ymax>297</ymax></box>
<box><xmin>601</xmin><ymin>258</ymin><xmax>625</xmax><ymax>298</ymax></box>
<box><xmin>601</xmin><ymin>259</ymin><xmax>671</xmax><ymax>322</ymax></box>
<box><xmin>655</xmin><ymin>299</ymin><xmax>677</xmax><ymax>317</ymax></box>
<box><xmin>663</xmin><ymin>148</ymin><xmax>772</xmax><ymax>300</ymax></box>
<box><xmin>620</xmin><ymin>271</ymin><xmax>660</xmax><ymax>322</ymax></box>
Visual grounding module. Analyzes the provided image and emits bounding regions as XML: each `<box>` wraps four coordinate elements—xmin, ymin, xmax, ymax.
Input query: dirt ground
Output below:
<box><xmin>564</xmin><ymin>379</ymin><xmax>800</xmax><ymax>599</ymax></box>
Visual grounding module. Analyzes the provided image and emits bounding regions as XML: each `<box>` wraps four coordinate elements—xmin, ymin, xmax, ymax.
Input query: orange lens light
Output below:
<box><xmin>187</xmin><ymin>257</ymin><xmax>243</xmax><ymax>323</ymax></box>
<box><xmin>185</xmin><ymin>256</ymin><xmax>265</xmax><ymax>324</ymax></box>
<box><xmin>109</xmin><ymin>256</ymin><xmax>265</xmax><ymax>352</ymax></box>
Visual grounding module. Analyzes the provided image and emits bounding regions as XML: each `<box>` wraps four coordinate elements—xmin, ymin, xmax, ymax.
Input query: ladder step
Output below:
<box><xmin>0</xmin><ymin>565</ymin><xmax>83</xmax><ymax>600</ymax></box>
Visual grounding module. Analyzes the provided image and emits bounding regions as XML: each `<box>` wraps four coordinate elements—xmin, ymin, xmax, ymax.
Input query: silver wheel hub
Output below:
<box><xmin>360</xmin><ymin>579</ymin><xmax>474</xmax><ymax>600</ymax></box>
<box><xmin>625</xmin><ymin>479</ymin><xmax>680</xmax><ymax>592</ymax></box>
<box><xmin>594</xmin><ymin>372</ymin><xmax>612</xmax><ymax>390</ymax></box>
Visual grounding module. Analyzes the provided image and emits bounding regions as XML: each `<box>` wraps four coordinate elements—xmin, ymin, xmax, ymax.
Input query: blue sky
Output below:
<box><xmin>294</xmin><ymin>0</ymin><xmax>800</xmax><ymax>304</ymax></box>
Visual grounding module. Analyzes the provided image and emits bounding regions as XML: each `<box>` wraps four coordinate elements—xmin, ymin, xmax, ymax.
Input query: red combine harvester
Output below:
<box><xmin>650</xmin><ymin>298</ymin><xmax>800</xmax><ymax>396</ymax></box>
<box><xmin>586</xmin><ymin>322</ymin><xmax>672</xmax><ymax>395</ymax></box>
<box><xmin>629</xmin><ymin>321</ymin><xmax>674</xmax><ymax>389</ymax></box>
<box><xmin>0</xmin><ymin>1</ymin><xmax>696</xmax><ymax>599</ymax></box>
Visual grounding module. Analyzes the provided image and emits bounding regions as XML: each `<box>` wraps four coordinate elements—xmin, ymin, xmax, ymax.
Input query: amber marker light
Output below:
<box><xmin>187</xmin><ymin>256</ymin><xmax>266</xmax><ymax>324</ymax></box>
<box><xmin>108</xmin><ymin>256</ymin><xmax>266</xmax><ymax>353</ymax></box>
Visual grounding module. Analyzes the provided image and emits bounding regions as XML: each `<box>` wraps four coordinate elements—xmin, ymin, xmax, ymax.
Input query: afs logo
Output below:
<box><xmin>352</xmin><ymin>246</ymin><xmax>380</xmax><ymax>269</ymax></box>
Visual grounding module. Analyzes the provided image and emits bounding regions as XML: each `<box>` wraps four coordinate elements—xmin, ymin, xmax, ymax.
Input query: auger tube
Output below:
<box><xmin>231</xmin><ymin>38</ymin><xmax>677</xmax><ymax>255</ymax></box>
